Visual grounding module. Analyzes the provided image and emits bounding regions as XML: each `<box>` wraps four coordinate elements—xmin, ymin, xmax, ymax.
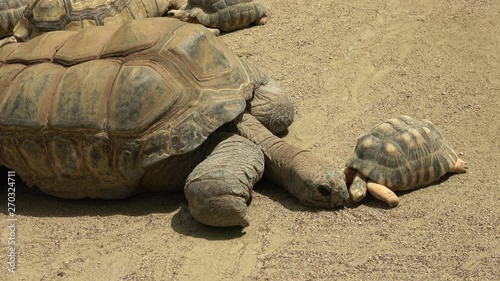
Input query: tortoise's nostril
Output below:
<box><xmin>317</xmin><ymin>184</ymin><xmax>331</xmax><ymax>196</ymax></box>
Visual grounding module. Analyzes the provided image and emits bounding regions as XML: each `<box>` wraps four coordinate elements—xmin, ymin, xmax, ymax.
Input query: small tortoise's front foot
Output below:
<box><xmin>347</xmin><ymin>170</ymin><xmax>368</xmax><ymax>203</ymax></box>
<box><xmin>0</xmin><ymin>36</ymin><xmax>17</xmax><ymax>47</ymax></box>
<box><xmin>184</xmin><ymin>133</ymin><xmax>264</xmax><ymax>227</ymax></box>
<box><xmin>366</xmin><ymin>180</ymin><xmax>399</xmax><ymax>207</ymax></box>
<box><xmin>453</xmin><ymin>158</ymin><xmax>468</xmax><ymax>173</ymax></box>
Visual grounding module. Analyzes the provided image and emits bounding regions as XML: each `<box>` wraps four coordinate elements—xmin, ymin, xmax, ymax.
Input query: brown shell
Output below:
<box><xmin>13</xmin><ymin>0</ymin><xmax>182</xmax><ymax>40</ymax></box>
<box><xmin>184</xmin><ymin>0</ymin><xmax>268</xmax><ymax>32</ymax></box>
<box><xmin>0</xmin><ymin>0</ymin><xmax>29</xmax><ymax>37</ymax></box>
<box><xmin>346</xmin><ymin>115</ymin><xmax>459</xmax><ymax>191</ymax></box>
<box><xmin>0</xmin><ymin>18</ymin><xmax>267</xmax><ymax>198</ymax></box>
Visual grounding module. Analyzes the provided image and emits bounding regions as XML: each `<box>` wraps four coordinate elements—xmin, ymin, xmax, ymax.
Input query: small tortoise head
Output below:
<box><xmin>287</xmin><ymin>152</ymin><xmax>349</xmax><ymax>208</ymax></box>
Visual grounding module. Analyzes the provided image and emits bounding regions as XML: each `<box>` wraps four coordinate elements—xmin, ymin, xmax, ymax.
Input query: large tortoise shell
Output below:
<box><xmin>0</xmin><ymin>18</ymin><xmax>266</xmax><ymax>198</ymax></box>
<box><xmin>346</xmin><ymin>115</ymin><xmax>459</xmax><ymax>191</ymax></box>
<box><xmin>13</xmin><ymin>0</ymin><xmax>181</xmax><ymax>40</ymax></box>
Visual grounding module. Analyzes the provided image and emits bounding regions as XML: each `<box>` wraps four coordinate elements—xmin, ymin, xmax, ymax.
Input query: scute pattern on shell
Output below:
<box><xmin>346</xmin><ymin>115</ymin><xmax>459</xmax><ymax>190</ymax></box>
<box><xmin>0</xmin><ymin>0</ymin><xmax>29</xmax><ymax>37</ymax></box>
<box><xmin>185</xmin><ymin>0</ymin><xmax>269</xmax><ymax>32</ymax></box>
<box><xmin>13</xmin><ymin>0</ymin><xmax>174</xmax><ymax>40</ymax></box>
<box><xmin>0</xmin><ymin>18</ymin><xmax>267</xmax><ymax>199</ymax></box>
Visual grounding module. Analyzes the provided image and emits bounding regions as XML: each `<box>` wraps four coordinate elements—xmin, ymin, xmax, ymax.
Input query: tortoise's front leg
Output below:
<box><xmin>185</xmin><ymin>132</ymin><xmax>264</xmax><ymax>227</ymax></box>
<box><xmin>344</xmin><ymin>169</ymin><xmax>367</xmax><ymax>203</ymax></box>
<box><xmin>249</xmin><ymin>78</ymin><xmax>294</xmax><ymax>135</ymax></box>
<box><xmin>366</xmin><ymin>180</ymin><xmax>399</xmax><ymax>207</ymax></box>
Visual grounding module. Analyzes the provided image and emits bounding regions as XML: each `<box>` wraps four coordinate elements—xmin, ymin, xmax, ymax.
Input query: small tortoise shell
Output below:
<box><xmin>346</xmin><ymin>115</ymin><xmax>459</xmax><ymax>191</ymax></box>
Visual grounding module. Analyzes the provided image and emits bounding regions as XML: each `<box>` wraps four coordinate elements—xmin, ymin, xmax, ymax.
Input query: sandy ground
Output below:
<box><xmin>1</xmin><ymin>0</ymin><xmax>500</xmax><ymax>280</ymax></box>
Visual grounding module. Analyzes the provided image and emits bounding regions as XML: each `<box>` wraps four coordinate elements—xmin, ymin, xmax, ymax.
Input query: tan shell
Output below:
<box><xmin>13</xmin><ymin>0</ymin><xmax>185</xmax><ymax>40</ymax></box>
<box><xmin>0</xmin><ymin>18</ymin><xmax>267</xmax><ymax>198</ymax></box>
<box><xmin>0</xmin><ymin>0</ymin><xmax>29</xmax><ymax>37</ymax></box>
<box><xmin>346</xmin><ymin>115</ymin><xmax>459</xmax><ymax>191</ymax></box>
<box><xmin>183</xmin><ymin>0</ymin><xmax>269</xmax><ymax>32</ymax></box>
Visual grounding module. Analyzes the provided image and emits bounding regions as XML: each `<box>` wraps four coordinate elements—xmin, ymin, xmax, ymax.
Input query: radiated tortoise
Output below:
<box><xmin>344</xmin><ymin>115</ymin><xmax>468</xmax><ymax>207</ymax></box>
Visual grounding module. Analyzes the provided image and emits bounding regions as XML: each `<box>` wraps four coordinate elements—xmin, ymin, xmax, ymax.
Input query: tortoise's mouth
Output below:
<box><xmin>303</xmin><ymin>182</ymin><xmax>349</xmax><ymax>209</ymax></box>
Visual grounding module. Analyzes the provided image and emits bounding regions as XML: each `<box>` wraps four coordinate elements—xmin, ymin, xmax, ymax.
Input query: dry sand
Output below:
<box><xmin>1</xmin><ymin>0</ymin><xmax>499</xmax><ymax>280</ymax></box>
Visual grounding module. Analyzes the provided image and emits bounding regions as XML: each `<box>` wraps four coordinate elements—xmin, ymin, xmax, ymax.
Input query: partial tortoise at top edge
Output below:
<box><xmin>167</xmin><ymin>0</ymin><xmax>269</xmax><ymax>35</ymax></box>
<box><xmin>11</xmin><ymin>0</ymin><xmax>187</xmax><ymax>41</ymax></box>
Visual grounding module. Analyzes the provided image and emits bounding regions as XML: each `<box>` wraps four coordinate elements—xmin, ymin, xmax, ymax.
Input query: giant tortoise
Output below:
<box><xmin>344</xmin><ymin>115</ymin><xmax>468</xmax><ymax>207</ymax></box>
<box><xmin>0</xmin><ymin>18</ymin><xmax>348</xmax><ymax>227</ymax></box>
<box><xmin>12</xmin><ymin>0</ymin><xmax>186</xmax><ymax>41</ymax></box>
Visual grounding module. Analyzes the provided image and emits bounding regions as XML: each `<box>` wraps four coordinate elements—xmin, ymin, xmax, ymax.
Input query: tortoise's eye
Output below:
<box><xmin>317</xmin><ymin>185</ymin><xmax>331</xmax><ymax>196</ymax></box>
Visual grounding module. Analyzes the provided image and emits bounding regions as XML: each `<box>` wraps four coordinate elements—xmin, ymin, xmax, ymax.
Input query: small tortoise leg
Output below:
<box><xmin>366</xmin><ymin>180</ymin><xmax>400</xmax><ymax>207</ymax></box>
<box><xmin>184</xmin><ymin>132</ymin><xmax>264</xmax><ymax>227</ymax></box>
<box><xmin>348</xmin><ymin>171</ymin><xmax>367</xmax><ymax>202</ymax></box>
<box><xmin>452</xmin><ymin>158</ymin><xmax>468</xmax><ymax>173</ymax></box>
<box><xmin>0</xmin><ymin>36</ymin><xmax>17</xmax><ymax>47</ymax></box>
<box><xmin>254</xmin><ymin>16</ymin><xmax>268</xmax><ymax>25</ymax></box>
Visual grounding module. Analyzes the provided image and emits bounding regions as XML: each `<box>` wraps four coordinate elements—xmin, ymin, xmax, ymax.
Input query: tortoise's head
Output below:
<box><xmin>287</xmin><ymin>152</ymin><xmax>349</xmax><ymax>208</ymax></box>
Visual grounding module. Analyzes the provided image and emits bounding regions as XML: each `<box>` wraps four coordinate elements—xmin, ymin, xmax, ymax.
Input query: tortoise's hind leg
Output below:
<box><xmin>254</xmin><ymin>16</ymin><xmax>268</xmax><ymax>25</ymax></box>
<box><xmin>366</xmin><ymin>180</ymin><xmax>399</xmax><ymax>207</ymax></box>
<box><xmin>452</xmin><ymin>158</ymin><xmax>468</xmax><ymax>173</ymax></box>
<box><xmin>184</xmin><ymin>132</ymin><xmax>264</xmax><ymax>227</ymax></box>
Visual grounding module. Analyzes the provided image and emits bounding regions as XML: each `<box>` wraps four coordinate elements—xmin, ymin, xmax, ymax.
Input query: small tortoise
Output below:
<box><xmin>344</xmin><ymin>115</ymin><xmax>468</xmax><ymax>207</ymax></box>
<box><xmin>167</xmin><ymin>0</ymin><xmax>268</xmax><ymax>35</ymax></box>
<box><xmin>0</xmin><ymin>18</ymin><xmax>348</xmax><ymax>227</ymax></box>
<box><xmin>0</xmin><ymin>0</ymin><xmax>29</xmax><ymax>46</ymax></box>
<box><xmin>12</xmin><ymin>0</ymin><xmax>186</xmax><ymax>41</ymax></box>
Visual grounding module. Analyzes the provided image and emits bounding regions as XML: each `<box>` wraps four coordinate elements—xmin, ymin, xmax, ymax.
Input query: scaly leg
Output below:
<box><xmin>348</xmin><ymin>171</ymin><xmax>367</xmax><ymax>202</ymax></box>
<box><xmin>184</xmin><ymin>132</ymin><xmax>264</xmax><ymax>227</ymax></box>
<box><xmin>452</xmin><ymin>158</ymin><xmax>468</xmax><ymax>173</ymax></box>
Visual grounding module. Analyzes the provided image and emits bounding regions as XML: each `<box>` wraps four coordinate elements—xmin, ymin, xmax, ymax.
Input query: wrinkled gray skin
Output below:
<box><xmin>142</xmin><ymin>79</ymin><xmax>348</xmax><ymax>227</ymax></box>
